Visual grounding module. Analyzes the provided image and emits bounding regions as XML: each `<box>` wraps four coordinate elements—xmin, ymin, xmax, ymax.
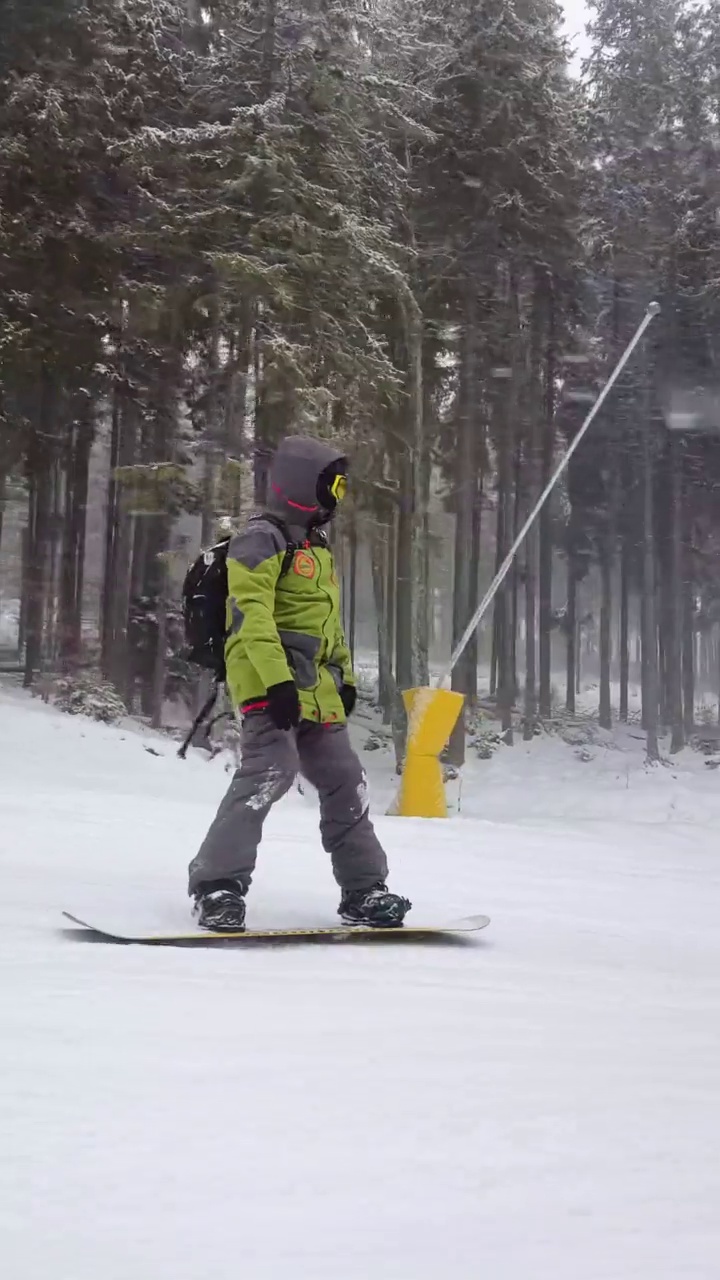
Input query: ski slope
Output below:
<box><xmin>2</xmin><ymin>686</ymin><xmax>720</xmax><ymax>1279</ymax></box>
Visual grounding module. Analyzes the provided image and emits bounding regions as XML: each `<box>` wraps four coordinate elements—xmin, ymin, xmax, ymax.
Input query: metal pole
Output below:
<box><xmin>438</xmin><ymin>301</ymin><xmax>661</xmax><ymax>688</ymax></box>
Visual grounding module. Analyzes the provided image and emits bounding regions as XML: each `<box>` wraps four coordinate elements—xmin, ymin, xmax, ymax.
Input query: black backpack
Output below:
<box><xmin>178</xmin><ymin>515</ymin><xmax>297</xmax><ymax>758</ymax></box>
<box><xmin>180</xmin><ymin>535</ymin><xmax>232</xmax><ymax>680</ymax></box>
<box><xmin>181</xmin><ymin>514</ymin><xmax>298</xmax><ymax>681</ymax></box>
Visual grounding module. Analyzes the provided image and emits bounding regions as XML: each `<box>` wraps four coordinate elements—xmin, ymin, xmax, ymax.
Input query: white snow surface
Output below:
<box><xmin>3</xmin><ymin>685</ymin><xmax>720</xmax><ymax>1279</ymax></box>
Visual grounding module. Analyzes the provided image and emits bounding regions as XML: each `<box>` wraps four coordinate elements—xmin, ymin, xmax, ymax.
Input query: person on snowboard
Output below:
<box><xmin>188</xmin><ymin>434</ymin><xmax>411</xmax><ymax>933</ymax></box>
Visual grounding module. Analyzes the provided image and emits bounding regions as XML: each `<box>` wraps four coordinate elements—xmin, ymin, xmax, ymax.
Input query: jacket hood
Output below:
<box><xmin>267</xmin><ymin>435</ymin><xmax>347</xmax><ymax>529</ymax></box>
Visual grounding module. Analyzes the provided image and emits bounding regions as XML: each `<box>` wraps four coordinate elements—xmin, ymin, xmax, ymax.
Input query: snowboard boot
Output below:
<box><xmin>193</xmin><ymin>880</ymin><xmax>247</xmax><ymax>933</ymax></box>
<box><xmin>338</xmin><ymin>882</ymin><xmax>412</xmax><ymax>929</ymax></box>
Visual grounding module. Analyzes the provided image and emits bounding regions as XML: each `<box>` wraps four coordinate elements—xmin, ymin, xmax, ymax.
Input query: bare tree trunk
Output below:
<box><xmin>421</xmin><ymin>375</ymin><xmax>438</xmax><ymax>682</ymax></box>
<box><xmin>524</xmin><ymin>290</ymin><xmax>543</xmax><ymax>739</ymax></box>
<box><xmin>58</xmin><ymin>438</ymin><xmax>77</xmax><ymax>668</ymax></box>
<box><xmin>23</xmin><ymin>464</ymin><xmax>53</xmax><ymax>684</ymax></box>
<box><xmin>395</xmin><ymin>461</ymin><xmax>414</xmax><ymax>692</ymax></box>
<box><xmin>405</xmin><ymin>297</ymin><xmax>429</xmax><ymax>688</ymax></box>
<box><xmin>371</xmin><ymin>522</ymin><xmax>405</xmax><ymax>769</ymax></box>
<box><xmin>668</xmin><ymin>437</ymin><xmax>685</xmax><ymax>751</ymax></box>
<box><xmin>657</xmin><ymin>463</ymin><xmax>671</xmax><ymax>730</ymax></box>
<box><xmin>489</xmin><ymin>528</ymin><xmax>502</xmax><ymax>698</ymax></box>
<box><xmin>372</xmin><ymin>520</ymin><xmax>394</xmax><ymax>725</ymax></box>
<box><xmin>538</xmin><ymin>282</ymin><xmax>555</xmax><ymax>718</ymax></box>
<box><xmin>109</xmin><ymin>397</ymin><xmax>137</xmax><ymax>701</ymax></box>
<box><xmin>599</xmin><ymin>520</ymin><xmax>613</xmax><ymax>730</ymax></box>
<box><xmin>200</xmin><ymin>453</ymin><xmax>215</xmax><ymax>548</ymax></box>
<box><xmin>495</xmin><ymin>414</ymin><xmax>515</xmax><ymax>741</ymax></box>
<box><xmin>447</xmin><ymin>285</ymin><xmax>480</xmax><ymax>765</ymax></box>
<box><xmin>446</xmin><ymin>497</ymin><xmax>469</xmax><ymax>767</ymax></box>
<box><xmin>712</xmin><ymin>624</ymin><xmax>717</xmax><ymax>727</ymax></box>
<box><xmin>101</xmin><ymin>387</ymin><xmax>121</xmax><ymax>677</ymax></box>
<box><xmin>494</xmin><ymin>281</ymin><xmax>523</xmax><ymax>742</ymax></box>
<box><xmin>422</xmin><ymin>499</ymin><xmax>433</xmax><ymax>683</ymax></box>
<box><xmin>0</xmin><ymin>469</ymin><xmax>5</xmax><ymax>561</ymax></box>
<box><xmin>131</xmin><ymin>511</ymin><xmax>147</xmax><ymax>599</ymax></box>
<box><xmin>384</xmin><ymin>507</ymin><xmax>397</xmax><ymax>687</ymax></box>
<box><xmin>414</xmin><ymin>400</ymin><xmax>432</xmax><ymax>688</ymax></box>
<box><xmin>510</xmin><ymin>443</ymin><xmax>521</xmax><ymax>703</ymax></box>
<box><xmin>657</xmin><ymin>577</ymin><xmax>668</xmax><ymax>729</ymax></box>
<box><xmin>681</xmin><ymin>471</ymin><xmax>694</xmax><ymax>736</ymax></box>
<box><xmin>23</xmin><ymin>457</ymin><xmax>53</xmax><ymax>686</ymax></box>
<box><xmin>597</xmin><ymin>542</ymin><xmax>607</xmax><ymax>732</ymax></box>
<box><xmin>45</xmin><ymin>457</ymin><xmax>62</xmax><ymax>663</ymax></box>
<box><xmin>19</xmin><ymin>524</ymin><xmax>29</xmax><ymax>658</ymax></box>
<box><xmin>392</xmin><ymin>312</ymin><xmax>418</xmax><ymax>695</ymax></box>
<box><xmin>58</xmin><ymin>412</ymin><xmax>92</xmax><ymax>669</ymax></box>
<box><xmin>619</xmin><ymin>535</ymin><xmax>629</xmax><ymax>722</ymax></box>
<box><xmin>21</xmin><ymin>486</ymin><xmax>36</xmax><ymax>676</ymax></box>
<box><xmin>641</xmin><ymin>389</ymin><xmax>659</xmax><ymax>761</ymax></box>
<box><xmin>224</xmin><ymin>320</ymin><xmax>252</xmax><ymax>465</ymax></box>
<box><xmin>200</xmin><ymin>290</ymin><xmax>222</xmax><ymax>546</ymax></box>
<box><xmin>577</xmin><ymin>609</ymin><xmax>582</xmax><ymax>696</ymax></box>
<box><xmin>252</xmin><ymin>325</ymin><xmax>272</xmax><ymax>505</ymax></box>
<box><xmin>141</xmin><ymin>339</ymin><xmax>180</xmax><ymax>715</ymax></box>
<box><xmin>23</xmin><ymin>374</ymin><xmax>56</xmax><ymax>686</ymax></box>
<box><xmin>260</xmin><ymin>0</ymin><xmax>278</xmax><ymax>96</ymax></box>
<box><xmin>523</xmin><ymin>522</ymin><xmax>537</xmax><ymax>739</ymax></box>
<box><xmin>467</xmin><ymin>473</ymin><xmax>482</xmax><ymax>702</ymax></box>
<box><xmin>682</xmin><ymin>572</ymin><xmax>694</xmax><ymax>736</ymax></box>
<box><xmin>150</xmin><ymin>561</ymin><xmax>168</xmax><ymax>731</ymax></box>
<box><xmin>698</xmin><ymin>631</ymin><xmax>705</xmax><ymax>689</ymax></box>
<box><xmin>72</xmin><ymin>417</ymin><xmax>91</xmax><ymax>655</ymax></box>
<box><xmin>566</xmin><ymin>550</ymin><xmax>576</xmax><ymax>715</ymax></box>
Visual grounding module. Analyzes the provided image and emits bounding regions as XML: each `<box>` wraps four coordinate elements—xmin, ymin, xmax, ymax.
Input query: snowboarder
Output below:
<box><xmin>188</xmin><ymin>435</ymin><xmax>411</xmax><ymax>932</ymax></box>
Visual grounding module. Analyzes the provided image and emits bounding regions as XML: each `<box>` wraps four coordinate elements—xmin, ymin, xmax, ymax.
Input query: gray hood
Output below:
<box><xmin>267</xmin><ymin>435</ymin><xmax>346</xmax><ymax>530</ymax></box>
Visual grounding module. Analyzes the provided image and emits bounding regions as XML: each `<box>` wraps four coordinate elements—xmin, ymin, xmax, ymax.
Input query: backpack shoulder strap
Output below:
<box><xmin>207</xmin><ymin>535</ymin><xmax>231</xmax><ymax>562</ymax></box>
<box><xmin>250</xmin><ymin>512</ymin><xmax>298</xmax><ymax>578</ymax></box>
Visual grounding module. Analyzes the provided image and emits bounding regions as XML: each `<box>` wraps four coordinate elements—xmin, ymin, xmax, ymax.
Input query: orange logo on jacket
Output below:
<box><xmin>293</xmin><ymin>551</ymin><xmax>316</xmax><ymax>580</ymax></box>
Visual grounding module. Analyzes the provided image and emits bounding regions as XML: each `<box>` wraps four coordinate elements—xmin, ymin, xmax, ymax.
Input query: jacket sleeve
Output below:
<box><xmin>331</xmin><ymin>620</ymin><xmax>355</xmax><ymax>686</ymax></box>
<box><xmin>224</xmin><ymin>527</ymin><xmax>293</xmax><ymax>700</ymax></box>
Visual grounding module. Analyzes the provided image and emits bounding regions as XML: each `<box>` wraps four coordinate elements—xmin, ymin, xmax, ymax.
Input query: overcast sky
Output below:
<box><xmin>561</xmin><ymin>0</ymin><xmax>590</xmax><ymax>65</ymax></box>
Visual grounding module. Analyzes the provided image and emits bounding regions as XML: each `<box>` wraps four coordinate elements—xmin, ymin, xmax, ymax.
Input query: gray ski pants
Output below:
<box><xmin>188</xmin><ymin>715</ymin><xmax>388</xmax><ymax>895</ymax></box>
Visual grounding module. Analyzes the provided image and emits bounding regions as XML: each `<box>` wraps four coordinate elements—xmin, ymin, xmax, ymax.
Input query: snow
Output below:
<box><xmin>3</xmin><ymin>683</ymin><xmax>720</xmax><ymax>1278</ymax></box>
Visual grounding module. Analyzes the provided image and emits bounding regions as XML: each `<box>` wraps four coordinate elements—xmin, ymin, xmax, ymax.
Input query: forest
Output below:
<box><xmin>1</xmin><ymin>0</ymin><xmax>720</xmax><ymax>764</ymax></box>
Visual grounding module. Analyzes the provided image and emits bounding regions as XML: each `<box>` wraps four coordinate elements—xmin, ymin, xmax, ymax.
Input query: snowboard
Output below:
<box><xmin>61</xmin><ymin>911</ymin><xmax>490</xmax><ymax>947</ymax></box>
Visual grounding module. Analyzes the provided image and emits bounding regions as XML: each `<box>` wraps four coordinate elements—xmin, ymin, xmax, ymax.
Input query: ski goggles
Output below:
<box><xmin>330</xmin><ymin>473</ymin><xmax>347</xmax><ymax>503</ymax></box>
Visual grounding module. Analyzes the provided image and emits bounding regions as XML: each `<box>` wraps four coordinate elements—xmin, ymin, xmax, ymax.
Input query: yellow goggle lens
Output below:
<box><xmin>330</xmin><ymin>474</ymin><xmax>347</xmax><ymax>502</ymax></box>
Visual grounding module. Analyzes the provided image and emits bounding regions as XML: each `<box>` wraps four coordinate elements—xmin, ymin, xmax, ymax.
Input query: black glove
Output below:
<box><xmin>266</xmin><ymin>681</ymin><xmax>301</xmax><ymax>731</ymax></box>
<box><xmin>340</xmin><ymin>683</ymin><xmax>357</xmax><ymax>718</ymax></box>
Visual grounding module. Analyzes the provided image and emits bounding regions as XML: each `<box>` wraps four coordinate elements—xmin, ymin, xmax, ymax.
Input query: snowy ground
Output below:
<box><xmin>3</xmin><ymin>684</ymin><xmax>720</xmax><ymax>1279</ymax></box>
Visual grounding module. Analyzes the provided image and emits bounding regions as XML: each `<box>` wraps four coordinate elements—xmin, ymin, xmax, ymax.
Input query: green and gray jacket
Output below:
<box><xmin>224</xmin><ymin>437</ymin><xmax>355</xmax><ymax>723</ymax></box>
